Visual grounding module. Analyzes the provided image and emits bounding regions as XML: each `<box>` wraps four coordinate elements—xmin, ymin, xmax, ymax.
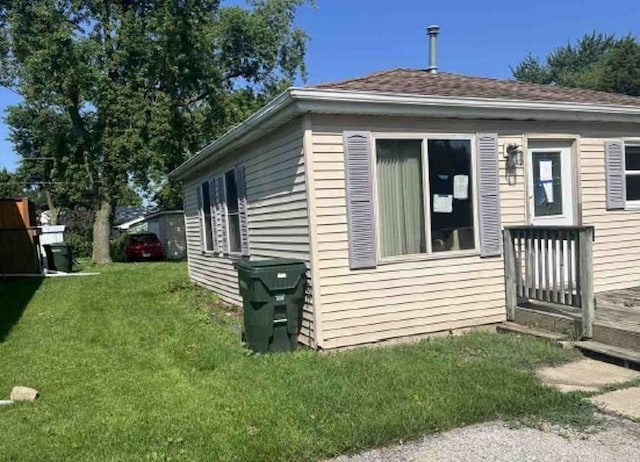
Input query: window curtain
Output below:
<box><xmin>376</xmin><ymin>140</ymin><xmax>425</xmax><ymax>257</ymax></box>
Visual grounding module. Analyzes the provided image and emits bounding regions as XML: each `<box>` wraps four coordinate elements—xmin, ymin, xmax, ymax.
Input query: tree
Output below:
<box><xmin>0</xmin><ymin>0</ymin><xmax>310</xmax><ymax>263</ymax></box>
<box><xmin>512</xmin><ymin>32</ymin><xmax>640</xmax><ymax>96</ymax></box>
<box><xmin>600</xmin><ymin>36</ymin><xmax>640</xmax><ymax>96</ymax></box>
<box><xmin>5</xmin><ymin>103</ymin><xmax>82</xmax><ymax>224</ymax></box>
<box><xmin>0</xmin><ymin>167</ymin><xmax>23</xmax><ymax>198</ymax></box>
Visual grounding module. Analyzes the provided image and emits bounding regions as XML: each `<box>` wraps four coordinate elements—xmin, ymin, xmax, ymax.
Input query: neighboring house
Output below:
<box><xmin>126</xmin><ymin>210</ymin><xmax>187</xmax><ymax>260</ymax></box>
<box><xmin>113</xmin><ymin>206</ymin><xmax>147</xmax><ymax>229</ymax></box>
<box><xmin>170</xmin><ymin>65</ymin><xmax>640</xmax><ymax>350</ymax></box>
<box><xmin>111</xmin><ymin>206</ymin><xmax>147</xmax><ymax>239</ymax></box>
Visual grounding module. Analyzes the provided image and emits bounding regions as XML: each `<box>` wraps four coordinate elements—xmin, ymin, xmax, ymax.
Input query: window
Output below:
<box><xmin>375</xmin><ymin>137</ymin><xmax>474</xmax><ymax>259</ymax></box>
<box><xmin>225</xmin><ymin>169</ymin><xmax>242</xmax><ymax>254</ymax></box>
<box><xmin>200</xmin><ymin>181</ymin><xmax>214</xmax><ymax>251</ymax></box>
<box><xmin>531</xmin><ymin>151</ymin><xmax>563</xmax><ymax>217</ymax></box>
<box><xmin>625</xmin><ymin>144</ymin><xmax>640</xmax><ymax>203</ymax></box>
<box><xmin>376</xmin><ymin>140</ymin><xmax>425</xmax><ymax>257</ymax></box>
<box><xmin>428</xmin><ymin>140</ymin><xmax>474</xmax><ymax>252</ymax></box>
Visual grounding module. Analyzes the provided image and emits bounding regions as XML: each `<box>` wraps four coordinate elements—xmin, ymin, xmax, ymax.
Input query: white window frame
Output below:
<box><xmin>372</xmin><ymin>133</ymin><xmax>479</xmax><ymax>264</ymax></box>
<box><xmin>624</xmin><ymin>141</ymin><xmax>640</xmax><ymax>209</ymax></box>
<box><xmin>199</xmin><ymin>180</ymin><xmax>215</xmax><ymax>253</ymax></box>
<box><xmin>223</xmin><ymin>168</ymin><xmax>243</xmax><ymax>256</ymax></box>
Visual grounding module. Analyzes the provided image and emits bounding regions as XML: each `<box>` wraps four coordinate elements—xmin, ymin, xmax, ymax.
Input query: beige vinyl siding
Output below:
<box><xmin>309</xmin><ymin>115</ymin><xmax>529</xmax><ymax>349</ymax></box>
<box><xmin>580</xmin><ymin>138</ymin><xmax>640</xmax><ymax>292</ymax></box>
<box><xmin>309</xmin><ymin>114</ymin><xmax>640</xmax><ymax>349</ymax></box>
<box><xmin>183</xmin><ymin>118</ymin><xmax>315</xmax><ymax>346</ymax></box>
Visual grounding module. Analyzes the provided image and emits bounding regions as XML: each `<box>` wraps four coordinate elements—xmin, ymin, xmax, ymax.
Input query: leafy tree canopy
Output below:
<box><xmin>0</xmin><ymin>0</ymin><xmax>310</xmax><ymax>262</ymax></box>
<box><xmin>0</xmin><ymin>167</ymin><xmax>23</xmax><ymax>198</ymax></box>
<box><xmin>512</xmin><ymin>32</ymin><xmax>640</xmax><ymax>96</ymax></box>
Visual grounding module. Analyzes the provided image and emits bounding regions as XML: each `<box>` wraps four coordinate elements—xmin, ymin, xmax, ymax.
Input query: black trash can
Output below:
<box><xmin>44</xmin><ymin>243</ymin><xmax>73</xmax><ymax>273</ymax></box>
<box><xmin>234</xmin><ymin>258</ymin><xmax>307</xmax><ymax>353</ymax></box>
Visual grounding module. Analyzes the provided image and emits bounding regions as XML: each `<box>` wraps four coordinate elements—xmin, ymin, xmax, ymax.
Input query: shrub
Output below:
<box><xmin>110</xmin><ymin>233</ymin><xmax>129</xmax><ymax>262</ymax></box>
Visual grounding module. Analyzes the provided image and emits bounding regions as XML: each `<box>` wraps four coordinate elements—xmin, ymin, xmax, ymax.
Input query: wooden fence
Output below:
<box><xmin>503</xmin><ymin>226</ymin><xmax>594</xmax><ymax>338</ymax></box>
<box><xmin>0</xmin><ymin>198</ymin><xmax>41</xmax><ymax>275</ymax></box>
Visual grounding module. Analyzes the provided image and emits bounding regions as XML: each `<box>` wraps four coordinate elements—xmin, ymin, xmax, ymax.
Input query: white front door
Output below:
<box><xmin>526</xmin><ymin>141</ymin><xmax>577</xmax><ymax>292</ymax></box>
<box><xmin>527</xmin><ymin>142</ymin><xmax>575</xmax><ymax>226</ymax></box>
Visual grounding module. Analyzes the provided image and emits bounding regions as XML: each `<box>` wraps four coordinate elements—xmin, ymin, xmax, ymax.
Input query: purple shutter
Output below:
<box><xmin>344</xmin><ymin>131</ymin><xmax>376</xmax><ymax>269</ymax></box>
<box><xmin>477</xmin><ymin>133</ymin><xmax>502</xmax><ymax>257</ymax></box>
<box><xmin>605</xmin><ymin>140</ymin><xmax>625</xmax><ymax>210</ymax></box>
<box><xmin>235</xmin><ymin>165</ymin><xmax>250</xmax><ymax>256</ymax></box>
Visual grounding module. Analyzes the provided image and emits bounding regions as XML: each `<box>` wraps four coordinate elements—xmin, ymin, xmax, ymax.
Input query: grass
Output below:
<box><xmin>0</xmin><ymin>263</ymin><xmax>594</xmax><ymax>461</ymax></box>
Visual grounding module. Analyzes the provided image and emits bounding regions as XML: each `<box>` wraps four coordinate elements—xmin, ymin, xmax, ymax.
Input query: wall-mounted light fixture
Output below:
<box><xmin>504</xmin><ymin>143</ymin><xmax>523</xmax><ymax>185</ymax></box>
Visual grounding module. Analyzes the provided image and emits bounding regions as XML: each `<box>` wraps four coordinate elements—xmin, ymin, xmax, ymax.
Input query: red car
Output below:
<box><xmin>124</xmin><ymin>233</ymin><xmax>164</xmax><ymax>262</ymax></box>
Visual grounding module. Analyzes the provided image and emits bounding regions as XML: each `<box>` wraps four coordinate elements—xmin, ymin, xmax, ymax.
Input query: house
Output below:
<box><xmin>170</xmin><ymin>36</ymin><xmax>640</xmax><ymax>351</ymax></box>
<box><xmin>112</xmin><ymin>206</ymin><xmax>148</xmax><ymax>233</ymax></box>
<box><xmin>125</xmin><ymin>210</ymin><xmax>187</xmax><ymax>260</ymax></box>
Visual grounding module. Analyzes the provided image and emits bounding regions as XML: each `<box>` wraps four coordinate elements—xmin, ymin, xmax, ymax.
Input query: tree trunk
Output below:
<box><xmin>92</xmin><ymin>196</ymin><xmax>113</xmax><ymax>264</ymax></box>
<box><xmin>45</xmin><ymin>189</ymin><xmax>60</xmax><ymax>226</ymax></box>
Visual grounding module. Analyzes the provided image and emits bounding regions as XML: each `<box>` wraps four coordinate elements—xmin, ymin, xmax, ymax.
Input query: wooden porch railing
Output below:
<box><xmin>503</xmin><ymin>226</ymin><xmax>595</xmax><ymax>338</ymax></box>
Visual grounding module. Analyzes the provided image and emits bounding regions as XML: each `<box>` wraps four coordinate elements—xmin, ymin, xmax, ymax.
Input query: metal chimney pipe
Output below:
<box><xmin>426</xmin><ymin>25</ymin><xmax>440</xmax><ymax>74</ymax></box>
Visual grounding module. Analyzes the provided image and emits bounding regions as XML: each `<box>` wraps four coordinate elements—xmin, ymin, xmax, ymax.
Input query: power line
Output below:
<box><xmin>0</xmin><ymin>181</ymin><xmax>82</xmax><ymax>185</ymax></box>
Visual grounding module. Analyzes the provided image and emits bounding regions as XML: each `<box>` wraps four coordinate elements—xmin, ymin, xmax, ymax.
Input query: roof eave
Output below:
<box><xmin>171</xmin><ymin>87</ymin><xmax>640</xmax><ymax>180</ymax></box>
<box><xmin>292</xmin><ymin>88</ymin><xmax>640</xmax><ymax>122</ymax></box>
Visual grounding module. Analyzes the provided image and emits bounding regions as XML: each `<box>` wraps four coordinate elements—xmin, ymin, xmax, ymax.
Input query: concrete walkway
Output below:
<box><xmin>536</xmin><ymin>358</ymin><xmax>640</xmax><ymax>420</ymax></box>
<box><xmin>591</xmin><ymin>388</ymin><xmax>640</xmax><ymax>420</ymax></box>
<box><xmin>536</xmin><ymin>358</ymin><xmax>639</xmax><ymax>393</ymax></box>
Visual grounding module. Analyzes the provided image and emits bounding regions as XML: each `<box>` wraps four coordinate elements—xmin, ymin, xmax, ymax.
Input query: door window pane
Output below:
<box><xmin>376</xmin><ymin>139</ymin><xmax>425</xmax><ymax>257</ymax></box>
<box><xmin>428</xmin><ymin>140</ymin><xmax>474</xmax><ymax>252</ymax></box>
<box><xmin>532</xmin><ymin>152</ymin><xmax>563</xmax><ymax>217</ymax></box>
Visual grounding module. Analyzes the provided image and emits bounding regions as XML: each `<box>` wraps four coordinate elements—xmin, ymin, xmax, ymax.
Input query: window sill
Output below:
<box><xmin>201</xmin><ymin>250</ymin><xmax>227</xmax><ymax>258</ymax></box>
<box><xmin>201</xmin><ymin>250</ymin><xmax>247</xmax><ymax>260</ymax></box>
<box><xmin>624</xmin><ymin>203</ymin><xmax>640</xmax><ymax>211</ymax></box>
<box><xmin>377</xmin><ymin>249</ymin><xmax>479</xmax><ymax>266</ymax></box>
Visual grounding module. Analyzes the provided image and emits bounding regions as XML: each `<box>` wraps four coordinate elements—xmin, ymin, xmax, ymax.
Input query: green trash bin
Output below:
<box><xmin>234</xmin><ymin>258</ymin><xmax>307</xmax><ymax>353</ymax></box>
<box><xmin>44</xmin><ymin>243</ymin><xmax>73</xmax><ymax>273</ymax></box>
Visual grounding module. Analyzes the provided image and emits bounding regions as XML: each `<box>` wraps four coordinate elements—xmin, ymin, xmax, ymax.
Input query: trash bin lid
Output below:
<box><xmin>234</xmin><ymin>258</ymin><xmax>306</xmax><ymax>290</ymax></box>
<box><xmin>48</xmin><ymin>242</ymin><xmax>70</xmax><ymax>248</ymax></box>
<box><xmin>234</xmin><ymin>258</ymin><xmax>305</xmax><ymax>270</ymax></box>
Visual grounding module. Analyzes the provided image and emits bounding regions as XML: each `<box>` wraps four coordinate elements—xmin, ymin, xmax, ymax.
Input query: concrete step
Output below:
<box><xmin>574</xmin><ymin>340</ymin><xmax>640</xmax><ymax>368</ymax></box>
<box><xmin>513</xmin><ymin>305</ymin><xmax>581</xmax><ymax>338</ymax></box>
<box><xmin>497</xmin><ymin>322</ymin><xmax>569</xmax><ymax>346</ymax></box>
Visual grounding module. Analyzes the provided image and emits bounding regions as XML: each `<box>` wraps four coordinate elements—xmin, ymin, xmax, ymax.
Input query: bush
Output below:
<box><xmin>60</xmin><ymin>206</ymin><xmax>94</xmax><ymax>258</ymax></box>
<box><xmin>65</xmin><ymin>230</ymin><xmax>93</xmax><ymax>259</ymax></box>
<box><xmin>110</xmin><ymin>233</ymin><xmax>128</xmax><ymax>262</ymax></box>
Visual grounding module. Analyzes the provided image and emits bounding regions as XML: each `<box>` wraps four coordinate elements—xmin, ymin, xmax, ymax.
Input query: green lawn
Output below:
<box><xmin>0</xmin><ymin>263</ymin><xmax>593</xmax><ymax>461</ymax></box>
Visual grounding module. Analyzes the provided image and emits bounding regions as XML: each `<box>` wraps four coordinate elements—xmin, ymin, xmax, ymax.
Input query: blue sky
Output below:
<box><xmin>1</xmin><ymin>0</ymin><xmax>638</xmax><ymax>171</ymax></box>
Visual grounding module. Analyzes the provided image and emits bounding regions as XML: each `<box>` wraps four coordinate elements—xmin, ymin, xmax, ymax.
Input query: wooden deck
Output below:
<box><xmin>502</xmin><ymin>225</ymin><xmax>640</xmax><ymax>365</ymax></box>
<box><xmin>504</xmin><ymin>287</ymin><xmax>640</xmax><ymax>368</ymax></box>
<box><xmin>509</xmin><ymin>287</ymin><xmax>640</xmax><ymax>365</ymax></box>
<box><xmin>592</xmin><ymin>288</ymin><xmax>640</xmax><ymax>352</ymax></box>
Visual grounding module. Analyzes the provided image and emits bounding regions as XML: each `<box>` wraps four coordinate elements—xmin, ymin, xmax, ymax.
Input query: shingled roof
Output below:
<box><xmin>311</xmin><ymin>68</ymin><xmax>640</xmax><ymax>107</ymax></box>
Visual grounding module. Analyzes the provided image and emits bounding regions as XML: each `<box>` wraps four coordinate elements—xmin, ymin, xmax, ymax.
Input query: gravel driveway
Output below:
<box><xmin>332</xmin><ymin>416</ymin><xmax>640</xmax><ymax>462</ymax></box>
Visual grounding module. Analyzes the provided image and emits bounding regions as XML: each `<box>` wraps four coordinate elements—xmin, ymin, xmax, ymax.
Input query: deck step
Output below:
<box><xmin>574</xmin><ymin>340</ymin><xmax>640</xmax><ymax>367</ymax></box>
<box><xmin>497</xmin><ymin>322</ymin><xmax>568</xmax><ymax>344</ymax></box>
<box><xmin>513</xmin><ymin>305</ymin><xmax>581</xmax><ymax>338</ymax></box>
<box><xmin>593</xmin><ymin>324</ymin><xmax>640</xmax><ymax>351</ymax></box>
